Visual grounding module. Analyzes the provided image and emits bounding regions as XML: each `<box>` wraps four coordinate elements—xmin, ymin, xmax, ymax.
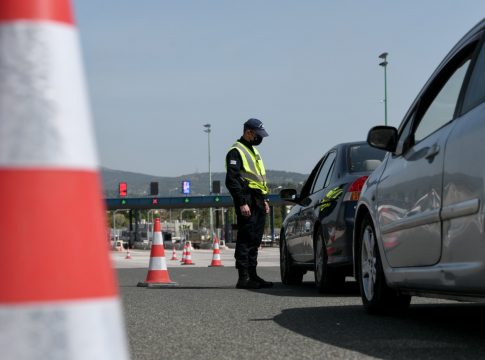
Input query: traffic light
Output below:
<box><xmin>212</xmin><ymin>180</ymin><xmax>221</xmax><ymax>194</ymax></box>
<box><xmin>119</xmin><ymin>182</ymin><xmax>127</xmax><ymax>197</ymax></box>
<box><xmin>150</xmin><ymin>182</ymin><xmax>158</xmax><ymax>196</ymax></box>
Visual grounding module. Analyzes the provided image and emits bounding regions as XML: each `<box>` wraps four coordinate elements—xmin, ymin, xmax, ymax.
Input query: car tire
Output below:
<box><xmin>356</xmin><ymin>214</ymin><xmax>411</xmax><ymax>314</ymax></box>
<box><xmin>280</xmin><ymin>232</ymin><xmax>304</xmax><ymax>285</ymax></box>
<box><xmin>314</xmin><ymin>227</ymin><xmax>345</xmax><ymax>293</ymax></box>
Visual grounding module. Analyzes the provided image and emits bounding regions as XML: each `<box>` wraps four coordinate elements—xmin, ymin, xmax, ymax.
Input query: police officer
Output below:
<box><xmin>225</xmin><ymin>118</ymin><xmax>273</xmax><ymax>289</ymax></box>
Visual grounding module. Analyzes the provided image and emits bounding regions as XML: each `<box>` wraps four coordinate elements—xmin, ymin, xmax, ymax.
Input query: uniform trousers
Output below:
<box><xmin>234</xmin><ymin>200</ymin><xmax>266</xmax><ymax>270</ymax></box>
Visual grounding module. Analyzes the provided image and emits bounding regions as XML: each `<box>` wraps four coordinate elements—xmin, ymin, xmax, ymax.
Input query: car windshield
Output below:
<box><xmin>348</xmin><ymin>144</ymin><xmax>387</xmax><ymax>173</ymax></box>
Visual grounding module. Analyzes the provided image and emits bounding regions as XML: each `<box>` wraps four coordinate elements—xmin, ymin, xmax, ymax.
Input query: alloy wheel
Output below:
<box><xmin>361</xmin><ymin>224</ymin><xmax>377</xmax><ymax>301</ymax></box>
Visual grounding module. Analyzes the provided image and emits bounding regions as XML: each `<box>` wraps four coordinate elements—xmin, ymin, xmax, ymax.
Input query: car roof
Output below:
<box><xmin>328</xmin><ymin>141</ymin><xmax>368</xmax><ymax>152</ymax></box>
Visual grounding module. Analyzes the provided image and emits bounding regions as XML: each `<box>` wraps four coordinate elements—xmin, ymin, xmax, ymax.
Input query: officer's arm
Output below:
<box><xmin>225</xmin><ymin>149</ymin><xmax>250</xmax><ymax>207</ymax></box>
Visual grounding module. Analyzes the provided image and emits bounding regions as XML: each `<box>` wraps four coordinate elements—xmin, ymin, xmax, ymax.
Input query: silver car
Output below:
<box><xmin>354</xmin><ymin>19</ymin><xmax>485</xmax><ymax>314</ymax></box>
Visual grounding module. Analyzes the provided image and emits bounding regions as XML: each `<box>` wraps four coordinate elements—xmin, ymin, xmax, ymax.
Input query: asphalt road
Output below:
<box><xmin>115</xmin><ymin>249</ymin><xmax>485</xmax><ymax>360</ymax></box>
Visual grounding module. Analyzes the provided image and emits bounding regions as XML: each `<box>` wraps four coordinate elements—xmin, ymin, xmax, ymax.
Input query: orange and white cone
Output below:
<box><xmin>138</xmin><ymin>218</ymin><xmax>177</xmax><ymax>287</ymax></box>
<box><xmin>180</xmin><ymin>242</ymin><xmax>187</xmax><ymax>263</ymax></box>
<box><xmin>170</xmin><ymin>243</ymin><xmax>178</xmax><ymax>261</ymax></box>
<box><xmin>0</xmin><ymin>1</ymin><xmax>129</xmax><ymax>358</ymax></box>
<box><xmin>125</xmin><ymin>249</ymin><xmax>132</xmax><ymax>260</ymax></box>
<box><xmin>209</xmin><ymin>233</ymin><xmax>224</xmax><ymax>267</ymax></box>
<box><xmin>182</xmin><ymin>241</ymin><xmax>195</xmax><ymax>265</ymax></box>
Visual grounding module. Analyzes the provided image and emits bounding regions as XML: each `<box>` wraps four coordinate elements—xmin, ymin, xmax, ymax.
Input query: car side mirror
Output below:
<box><xmin>280</xmin><ymin>188</ymin><xmax>298</xmax><ymax>203</ymax></box>
<box><xmin>367</xmin><ymin>126</ymin><xmax>398</xmax><ymax>152</ymax></box>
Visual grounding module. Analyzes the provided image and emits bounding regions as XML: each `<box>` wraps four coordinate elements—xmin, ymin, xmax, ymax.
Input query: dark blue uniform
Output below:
<box><xmin>225</xmin><ymin>137</ymin><xmax>266</xmax><ymax>270</ymax></box>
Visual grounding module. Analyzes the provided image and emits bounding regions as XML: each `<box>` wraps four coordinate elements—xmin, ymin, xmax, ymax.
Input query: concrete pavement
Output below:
<box><xmin>111</xmin><ymin>246</ymin><xmax>280</xmax><ymax>269</ymax></box>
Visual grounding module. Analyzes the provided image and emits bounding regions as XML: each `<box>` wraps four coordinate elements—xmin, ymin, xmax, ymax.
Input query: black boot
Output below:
<box><xmin>249</xmin><ymin>266</ymin><xmax>273</xmax><ymax>288</ymax></box>
<box><xmin>236</xmin><ymin>268</ymin><xmax>261</xmax><ymax>289</ymax></box>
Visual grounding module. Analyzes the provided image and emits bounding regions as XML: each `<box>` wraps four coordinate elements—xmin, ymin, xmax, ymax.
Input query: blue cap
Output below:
<box><xmin>244</xmin><ymin>118</ymin><xmax>269</xmax><ymax>137</ymax></box>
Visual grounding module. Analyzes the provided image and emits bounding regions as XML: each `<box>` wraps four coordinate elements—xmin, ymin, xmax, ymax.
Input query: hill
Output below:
<box><xmin>101</xmin><ymin>167</ymin><xmax>308</xmax><ymax>197</ymax></box>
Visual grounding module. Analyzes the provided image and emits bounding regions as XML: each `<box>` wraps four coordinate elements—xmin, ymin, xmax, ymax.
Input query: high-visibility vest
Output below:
<box><xmin>229</xmin><ymin>141</ymin><xmax>269</xmax><ymax>195</ymax></box>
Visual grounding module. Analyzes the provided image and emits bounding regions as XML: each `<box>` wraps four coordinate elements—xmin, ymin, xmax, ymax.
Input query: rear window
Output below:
<box><xmin>348</xmin><ymin>144</ymin><xmax>387</xmax><ymax>173</ymax></box>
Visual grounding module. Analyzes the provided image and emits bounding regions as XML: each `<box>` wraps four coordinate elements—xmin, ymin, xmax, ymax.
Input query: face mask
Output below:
<box><xmin>251</xmin><ymin>134</ymin><xmax>263</xmax><ymax>146</ymax></box>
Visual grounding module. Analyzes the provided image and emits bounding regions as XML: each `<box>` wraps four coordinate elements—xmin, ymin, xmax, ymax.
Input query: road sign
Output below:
<box><xmin>182</xmin><ymin>180</ymin><xmax>190</xmax><ymax>195</ymax></box>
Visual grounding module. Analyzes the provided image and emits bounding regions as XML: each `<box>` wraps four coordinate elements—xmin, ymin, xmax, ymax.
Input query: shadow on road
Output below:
<box><xmin>248</xmin><ymin>280</ymin><xmax>360</xmax><ymax>298</ymax></box>
<box><xmin>272</xmin><ymin>303</ymin><xmax>485</xmax><ymax>359</ymax></box>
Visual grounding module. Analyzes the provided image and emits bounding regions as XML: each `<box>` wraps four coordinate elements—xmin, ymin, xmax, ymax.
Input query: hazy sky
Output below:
<box><xmin>73</xmin><ymin>1</ymin><xmax>485</xmax><ymax>177</ymax></box>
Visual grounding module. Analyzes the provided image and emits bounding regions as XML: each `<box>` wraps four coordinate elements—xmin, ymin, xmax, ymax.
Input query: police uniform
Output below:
<box><xmin>225</xmin><ymin>119</ymin><xmax>273</xmax><ymax>289</ymax></box>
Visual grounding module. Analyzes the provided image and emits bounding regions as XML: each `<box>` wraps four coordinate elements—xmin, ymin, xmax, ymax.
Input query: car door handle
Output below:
<box><xmin>425</xmin><ymin>144</ymin><xmax>440</xmax><ymax>161</ymax></box>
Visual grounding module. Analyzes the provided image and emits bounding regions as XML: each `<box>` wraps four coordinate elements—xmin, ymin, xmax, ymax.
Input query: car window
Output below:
<box><xmin>299</xmin><ymin>157</ymin><xmax>323</xmax><ymax>199</ymax></box>
<box><xmin>348</xmin><ymin>144</ymin><xmax>387</xmax><ymax>172</ymax></box>
<box><xmin>414</xmin><ymin>58</ymin><xmax>471</xmax><ymax>142</ymax></box>
<box><xmin>323</xmin><ymin>160</ymin><xmax>336</xmax><ymax>188</ymax></box>
<box><xmin>312</xmin><ymin>151</ymin><xmax>336</xmax><ymax>193</ymax></box>
<box><xmin>395</xmin><ymin>111</ymin><xmax>415</xmax><ymax>155</ymax></box>
<box><xmin>462</xmin><ymin>38</ymin><xmax>485</xmax><ymax>112</ymax></box>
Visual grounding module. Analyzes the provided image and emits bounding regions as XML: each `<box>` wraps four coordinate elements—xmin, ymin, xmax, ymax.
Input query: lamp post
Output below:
<box><xmin>180</xmin><ymin>208</ymin><xmax>197</xmax><ymax>241</ymax></box>
<box><xmin>112</xmin><ymin>209</ymin><xmax>130</xmax><ymax>248</ymax></box>
<box><xmin>147</xmin><ymin>209</ymin><xmax>160</xmax><ymax>242</ymax></box>
<box><xmin>168</xmin><ymin>187</ymin><xmax>178</xmax><ymax>224</ymax></box>
<box><xmin>379</xmin><ymin>52</ymin><xmax>388</xmax><ymax>126</ymax></box>
<box><xmin>203</xmin><ymin>123</ymin><xmax>214</xmax><ymax>241</ymax></box>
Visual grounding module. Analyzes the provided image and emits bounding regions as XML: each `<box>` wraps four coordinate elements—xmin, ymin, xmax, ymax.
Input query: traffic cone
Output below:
<box><xmin>209</xmin><ymin>233</ymin><xmax>224</xmax><ymax>267</ymax></box>
<box><xmin>182</xmin><ymin>241</ymin><xmax>195</xmax><ymax>265</ymax></box>
<box><xmin>0</xmin><ymin>1</ymin><xmax>129</xmax><ymax>358</ymax></box>
<box><xmin>170</xmin><ymin>243</ymin><xmax>178</xmax><ymax>261</ymax></box>
<box><xmin>180</xmin><ymin>242</ymin><xmax>187</xmax><ymax>263</ymax></box>
<box><xmin>125</xmin><ymin>249</ymin><xmax>132</xmax><ymax>260</ymax></box>
<box><xmin>138</xmin><ymin>219</ymin><xmax>177</xmax><ymax>287</ymax></box>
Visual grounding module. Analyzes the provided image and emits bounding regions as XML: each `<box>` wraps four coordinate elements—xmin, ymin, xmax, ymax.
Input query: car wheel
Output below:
<box><xmin>357</xmin><ymin>214</ymin><xmax>411</xmax><ymax>314</ymax></box>
<box><xmin>280</xmin><ymin>232</ymin><xmax>304</xmax><ymax>285</ymax></box>
<box><xmin>314</xmin><ymin>227</ymin><xmax>345</xmax><ymax>293</ymax></box>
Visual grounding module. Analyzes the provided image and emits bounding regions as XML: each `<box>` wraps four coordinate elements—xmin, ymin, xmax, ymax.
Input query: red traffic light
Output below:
<box><xmin>119</xmin><ymin>182</ymin><xmax>127</xmax><ymax>197</ymax></box>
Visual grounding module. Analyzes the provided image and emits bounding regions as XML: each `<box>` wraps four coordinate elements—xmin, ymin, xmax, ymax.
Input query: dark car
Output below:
<box><xmin>279</xmin><ymin>142</ymin><xmax>386</xmax><ymax>292</ymax></box>
<box><xmin>354</xmin><ymin>19</ymin><xmax>485</xmax><ymax>314</ymax></box>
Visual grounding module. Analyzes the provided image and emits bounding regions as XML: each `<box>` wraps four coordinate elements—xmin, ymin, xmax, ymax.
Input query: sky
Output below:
<box><xmin>73</xmin><ymin>0</ymin><xmax>485</xmax><ymax>177</ymax></box>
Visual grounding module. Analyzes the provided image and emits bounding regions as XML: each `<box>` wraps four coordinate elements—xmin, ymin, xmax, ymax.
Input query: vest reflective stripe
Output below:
<box><xmin>230</xmin><ymin>142</ymin><xmax>269</xmax><ymax>195</ymax></box>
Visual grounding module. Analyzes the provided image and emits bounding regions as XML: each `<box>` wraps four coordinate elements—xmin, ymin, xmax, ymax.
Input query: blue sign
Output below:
<box><xmin>182</xmin><ymin>180</ymin><xmax>191</xmax><ymax>195</ymax></box>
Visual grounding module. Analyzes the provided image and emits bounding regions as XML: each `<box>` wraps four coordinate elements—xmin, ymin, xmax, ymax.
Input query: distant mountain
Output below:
<box><xmin>100</xmin><ymin>167</ymin><xmax>308</xmax><ymax>198</ymax></box>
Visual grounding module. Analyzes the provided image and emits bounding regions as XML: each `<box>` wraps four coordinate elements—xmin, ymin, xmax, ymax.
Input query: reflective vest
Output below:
<box><xmin>229</xmin><ymin>141</ymin><xmax>269</xmax><ymax>195</ymax></box>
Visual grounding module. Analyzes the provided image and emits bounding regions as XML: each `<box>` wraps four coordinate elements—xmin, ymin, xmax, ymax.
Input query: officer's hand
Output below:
<box><xmin>264</xmin><ymin>201</ymin><xmax>270</xmax><ymax>214</ymax></box>
<box><xmin>240</xmin><ymin>204</ymin><xmax>251</xmax><ymax>217</ymax></box>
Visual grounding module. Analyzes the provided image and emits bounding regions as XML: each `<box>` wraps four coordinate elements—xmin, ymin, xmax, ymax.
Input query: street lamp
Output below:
<box><xmin>112</xmin><ymin>209</ymin><xmax>130</xmax><ymax>248</ymax></box>
<box><xmin>180</xmin><ymin>208</ymin><xmax>197</xmax><ymax>241</ymax></box>
<box><xmin>203</xmin><ymin>123</ymin><xmax>214</xmax><ymax>241</ymax></box>
<box><xmin>379</xmin><ymin>52</ymin><xmax>388</xmax><ymax>126</ymax></box>
<box><xmin>147</xmin><ymin>209</ymin><xmax>160</xmax><ymax>242</ymax></box>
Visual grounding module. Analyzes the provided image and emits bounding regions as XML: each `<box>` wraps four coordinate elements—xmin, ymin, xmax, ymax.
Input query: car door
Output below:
<box><xmin>299</xmin><ymin>151</ymin><xmax>337</xmax><ymax>263</ymax></box>
<box><xmin>286</xmin><ymin>158</ymin><xmax>322</xmax><ymax>261</ymax></box>
<box><xmin>283</xmin><ymin>204</ymin><xmax>301</xmax><ymax>250</ymax></box>
<box><xmin>440</xmin><ymin>33</ymin><xmax>485</xmax><ymax>290</ymax></box>
<box><xmin>377</xmin><ymin>43</ymin><xmax>475</xmax><ymax>268</ymax></box>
